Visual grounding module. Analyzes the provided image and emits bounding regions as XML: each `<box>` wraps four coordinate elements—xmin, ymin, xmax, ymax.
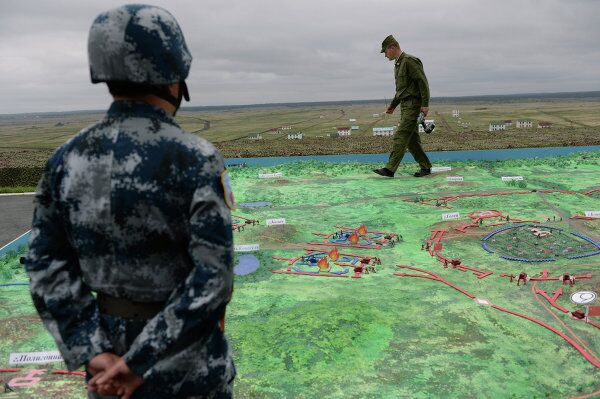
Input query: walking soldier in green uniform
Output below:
<box><xmin>373</xmin><ymin>35</ymin><xmax>433</xmax><ymax>178</ymax></box>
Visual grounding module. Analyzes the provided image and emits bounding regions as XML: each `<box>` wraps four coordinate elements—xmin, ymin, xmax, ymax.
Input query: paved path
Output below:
<box><xmin>0</xmin><ymin>194</ymin><xmax>34</xmax><ymax>248</ymax></box>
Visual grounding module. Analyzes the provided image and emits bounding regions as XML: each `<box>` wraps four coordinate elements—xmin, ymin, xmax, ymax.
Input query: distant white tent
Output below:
<box><xmin>372</xmin><ymin>127</ymin><xmax>394</xmax><ymax>136</ymax></box>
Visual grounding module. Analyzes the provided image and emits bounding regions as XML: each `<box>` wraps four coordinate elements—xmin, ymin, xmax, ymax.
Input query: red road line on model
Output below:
<box><xmin>395</xmin><ymin>265</ymin><xmax>476</xmax><ymax>299</ymax></box>
<box><xmin>586</xmin><ymin>320</ymin><xmax>600</xmax><ymax>330</ymax></box>
<box><xmin>530</xmin><ymin>275</ymin><xmax>592</xmax><ymax>282</ymax></box>
<box><xmin>538</xmin><ymin>189</ymin><xmax>577</xmax><ymax>194</ymax></box>
<box><xmin>570</xmin><ymin>387</ymin><xmax>600</xmax><ymax>399</ymax></box>
<box><xmin>534</xmin><ymin>283</ymin><xmax>600</xmax><ymax>361</ymax></box>
<box><xmin>290</xmin><ymin>256</ymin><xmax>304</xmax><ymax>264</ymax></box>
<box><xmin>430</xmin><ymin>231</ymin><xmax>492</xmax><ymax>278</ymax></box>
<box><xmin>303</xmin><ymin>248</ymin><xmax>374</xmax><ymax>260</ymax></box>
<box><xmin>306</xmin><ymin>242</ymin><xmax>381</xmax><ymax>249</ymax></box>
<box><xmin>455</xmin><ymin>223</ymin><xmax>478</xmax><ymax>233</ymax></box>
<box><xmin>271</xmin><ymin>270</ymin><xmax>349</xmax><ymax>278</ymax></box>
<box><xmin>51</xmin><ymin>370</ymin><xmax>85</xmax><ymax>377</ymax></box>
<box><xmin>454</xmin><ymin>265</ymin><xmax>494</xmax><ymax>279</ymax></box>
<box><xmin>395</xmin><ymin>266</ymin><xmax>600</xmax><ymax>369</ymax></box>
<box><xmin>272</xmin><ymin>255</ymin><xmax>304</xmax><ymax>265</ymax></box>
<box><xmin>444</xmin><ymin>191</ymin><xmax>530</xmax><ymax>202</ymax></box>
<box><xmin>491</xmin><ymin>303</ymin><xmax>600</xmax><ymax>368</ymax></box>
<box><xmin>570</xmin><ymin>216</ymin><xmax>597</xmax><ymax>220</ymax></box>
<box><xmin>500</xmin><ymin>274</ymin><xmax>593</xmax><ymax>282</ymax></box>
<box><xmin>413</xmin><ymin>188</ymin><xmax>592</xmax><ymax>209</ymax></box>
<box><xmin>231</xmin><ymin>214</ymin><xmax>259</xmax><ymax>222</ymax></box>
<box><xmin>334</xmin><ymin>226</ymin><xmax>398</xmax><ymax>237</ymax></box>
<box><xmin>530</xmin><ymin>282</ymin><xmax>600</xmax><ymax>366</ymax></box>
<box><xmin>394</xmin><ymin>273</ymin><xmax>438</xmax><ymax>281</ymax></box>
<box><xmin>534</xmin><ymin>288</ymin><xmax>569</xmax><ymax>313</ymax></box>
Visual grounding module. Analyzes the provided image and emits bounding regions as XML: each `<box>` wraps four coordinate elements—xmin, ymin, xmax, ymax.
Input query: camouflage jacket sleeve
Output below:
<box><xmin>25</xmin><ymin>153</ymin><xmax>113</xmax><ymax>370</ymax></box>
<box><xmin>406</xmin><ymin>57</ymin><xmax>430</xmax><ymax>107</ymax></box>
<box><xmin>122</xmin><ymin>153</ymin><xmax>234</xmax><ymax>378</ymax></box>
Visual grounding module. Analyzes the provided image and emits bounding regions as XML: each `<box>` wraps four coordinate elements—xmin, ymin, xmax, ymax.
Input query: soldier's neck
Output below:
<box><xmin>113</xmin><ymin>95</ymin><xmax>176</xmax><ymax>116</ymax></box>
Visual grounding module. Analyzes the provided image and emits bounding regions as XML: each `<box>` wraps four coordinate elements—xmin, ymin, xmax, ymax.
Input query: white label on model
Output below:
<box><xmin>234</xmin><ymin>244</ymin><xmax>260</xmax><ymax>252</ymax></box>
<box><xmin>501</xmin><ymin>176</ymin><xmax>524</xmax><ymax>181</ymax></box>
<box><xmin>266</xmin><ymin>218</ymin><xmax>287</xmax><ymax>226</ymax></box>
<box><xmin>446</xmin><ymin>176</ymin><xmax>464</xmax><ymax>182</ymax></box>
<box><xmin>584</xmin><ymin>211</ymin><xmax>600</xmax><ymax>218</ymax></box>
<box><xmin>570</xmin><ymin>291</ymin><xmax>597</xmax><ymax>304</ymax></box>
<box><xmin>432</xmin><ymin>166</ymin><xmax>452</xmax><ymax>172</ymax></box>
<box><xmin>258</xmin><ymin>172</ymin><xmax>283</xmax><ymax>179</ymax></box>
<box><xmin>9</xmin><ymin>351</ymin><xmax>63</xmax><ymax>365</ymax></box>
<box><xmin>442</xmin><ymin>212</ymin><xmax>460</xmax><ymax>220</ymax></box>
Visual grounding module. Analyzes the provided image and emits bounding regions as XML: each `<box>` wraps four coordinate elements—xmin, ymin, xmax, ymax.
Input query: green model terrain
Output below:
<box><xmin>1</xmin><ymin>152</ymin><xmax>599</xmax><ymax>398</ymax></box>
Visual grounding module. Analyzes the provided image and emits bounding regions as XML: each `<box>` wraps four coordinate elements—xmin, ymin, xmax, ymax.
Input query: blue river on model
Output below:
<box><xmin>226</xmin><ymin>145</ymin><xmax>600</xmax><ymax>167</ymax></box>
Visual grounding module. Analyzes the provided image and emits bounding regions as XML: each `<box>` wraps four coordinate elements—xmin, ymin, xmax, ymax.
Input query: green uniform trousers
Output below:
<box><xmin>385</xmin><ymin>101</ymin><xmax>432</xmax><ymax>173</ymax></box>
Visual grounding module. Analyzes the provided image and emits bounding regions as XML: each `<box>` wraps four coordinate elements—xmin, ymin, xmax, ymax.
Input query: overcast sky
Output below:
<box><xmin>1</xmin><ymin>0</ymin><xmax>599</xmax><ymax>114</ymax></box>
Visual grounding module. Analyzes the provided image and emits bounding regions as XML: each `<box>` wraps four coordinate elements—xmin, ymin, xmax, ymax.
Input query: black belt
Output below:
<box><xmin>96</xmin><ymin>292</ymin><xmax>166</xmax><ymax>320</ymax></box>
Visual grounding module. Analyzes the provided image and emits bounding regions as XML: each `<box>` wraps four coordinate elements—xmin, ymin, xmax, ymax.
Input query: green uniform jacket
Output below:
<box><xmin>389</xmin><ymin>52</ymin><xmax>430</xmax><ymax>109</ymax></box>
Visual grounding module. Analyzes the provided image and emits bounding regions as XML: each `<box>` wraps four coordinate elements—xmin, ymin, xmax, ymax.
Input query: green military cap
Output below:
<box><xmin>381</xmin><ymin>35</ymin><xmax>398</xmax><ymax>53</ymax></box>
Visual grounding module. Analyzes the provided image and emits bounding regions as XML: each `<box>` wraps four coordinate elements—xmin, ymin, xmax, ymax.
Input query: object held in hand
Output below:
<box><xmin>417</xmin><ymin>112</ymin><xmax>435</xmax><ymax>134</ymax></box>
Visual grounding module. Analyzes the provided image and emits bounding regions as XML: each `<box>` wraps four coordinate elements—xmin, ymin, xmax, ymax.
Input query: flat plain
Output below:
<box><xmin>2</xmin><ymin>94</ymin><xmax>600</xmax><ymax>165</ymax></box>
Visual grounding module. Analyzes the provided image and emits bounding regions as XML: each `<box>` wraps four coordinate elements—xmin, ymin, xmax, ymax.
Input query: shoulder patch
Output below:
<box><xmin>220</xmin><ymin>170</ymin><xmax>236</xmax><ymax>210</ymax></box>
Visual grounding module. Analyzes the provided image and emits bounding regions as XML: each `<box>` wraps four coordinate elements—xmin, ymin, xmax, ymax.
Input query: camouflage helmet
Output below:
<box><xmin>88</xmin><ymin>4</ymin><xmax>192</xmax><ymax>85</ymax></box>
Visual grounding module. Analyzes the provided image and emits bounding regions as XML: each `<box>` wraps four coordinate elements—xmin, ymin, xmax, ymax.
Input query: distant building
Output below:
<box><xmin>538</xmin><ymin>121</ymin><xmax>553</xmax><ymax>128</ymax></box>
<box><xmin>351</xmin><ymin>125</ymin><xmax>360</xmax><ymax>130</ymax></box>
<box><xmin>267</xmin><ymin>128</ymin><xmax>279</xmax><ymax>134</ymax></box>
<box><xmin>488</xmin><ymin>121</ymin><xmax>506</xmax><ymax>132</ymax></box>
<box><xmin>349</xmin><ymin>118</ymin><xmax>356</xmax><ymax>122</ymax></box>
<box><xmin>452</xmin><ymin>110</ymin><xmax>460</xmax><ymax>117</ymax></box>
<box><xmin>418</xmin><ymin>119</ymin><xmax>435</xmax><ymax>133</ymax></box>
<box><xmin>373</xmin><ymin>113</ymin><xmax>379</xmax><ymax>118</ymax></box>
<box><xmin>504</xmin><ymin>120</ymin><xmax>513</xmax><ymax>126</ymax></box>
<box><xmin>287</xmin><ymin>132</ymin><xmax>303</xmax><ymax>140</ymax></box>
<box><xmin>247</xmin><ymin>133</ymin><xmax>262</xmax><ymax>140</ymax></box>
<box><xmin>516</xmin><ymin>120</ymin><xmax>533</xmax><ymax>128</ymax></box>
<box><xmin>280</xmin><ymin>125</ymin><xmax>292</xmax><ymax>130</ymax></box>
<box><xmin>337</xmin><ymin>127</ymin><xmax>351</xmax><ymax>136</ymax></box>
<box><xmin>372</xmin><ymin>127</ymin><xmax>395</xmax><ymax>136</ymax></box>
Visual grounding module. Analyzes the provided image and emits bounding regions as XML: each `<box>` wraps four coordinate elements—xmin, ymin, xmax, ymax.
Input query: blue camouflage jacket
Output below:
<box><xmin>25</xmin><ymin>101</ymin><xmax>235</xmax><ymax>392</ymax></box>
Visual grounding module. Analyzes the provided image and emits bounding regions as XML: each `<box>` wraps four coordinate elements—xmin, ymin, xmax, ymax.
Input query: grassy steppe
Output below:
<box><xmin>0</xmin><ymin>152</ymin><xmax>599</xmax><ymax>398</ymax></box>
<box><xmin>1</xmin><ymin>98</ymin><xmax>600</xmax><ymax>165</ymax></box>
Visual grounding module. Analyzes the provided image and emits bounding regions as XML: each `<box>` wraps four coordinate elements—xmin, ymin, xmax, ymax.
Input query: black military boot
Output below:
<box><xmin>413</xmin><ymin>168</ymin><xmax>431</xmax><ymax>177</ymax></box>
<box><xmin>373</xmin><ymin>168</ymin><xmax>394</xmax><ymax>178</ymax></box>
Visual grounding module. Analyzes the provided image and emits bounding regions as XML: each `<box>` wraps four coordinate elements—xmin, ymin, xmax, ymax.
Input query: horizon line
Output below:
<box><xmin>2</xmin><ymin>89</ymin><xmax>600</xmax><ymax>117</ymax></box>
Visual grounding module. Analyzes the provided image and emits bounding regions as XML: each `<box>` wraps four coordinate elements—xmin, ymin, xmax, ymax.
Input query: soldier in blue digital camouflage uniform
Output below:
<box><xmin>24</xmin><ymin>4</ymin><xmax>235</xmax><ymax>398</ymax></box>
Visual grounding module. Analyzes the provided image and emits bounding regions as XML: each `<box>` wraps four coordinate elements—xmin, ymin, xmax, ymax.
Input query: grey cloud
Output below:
<box><xmin>0</xmin><ymin>0</ymin><xmax>599</xmax><ymax>113</ymax></box>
